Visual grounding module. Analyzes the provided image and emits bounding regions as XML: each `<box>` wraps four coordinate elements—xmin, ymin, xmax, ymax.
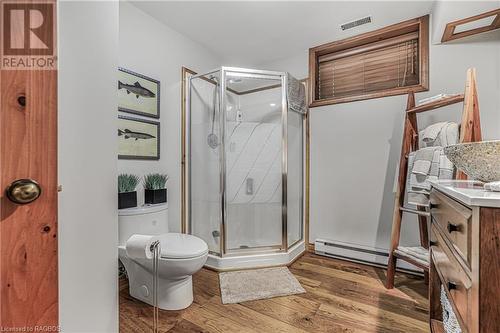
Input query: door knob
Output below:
<box><xmin>5</xmin><ymin>179</ymin><xmax>42</xmax><ymax>204</ymax></box>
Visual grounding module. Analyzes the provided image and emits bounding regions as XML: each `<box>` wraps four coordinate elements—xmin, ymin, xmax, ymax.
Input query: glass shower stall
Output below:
<box><xmin>186</xmin><ymin>67</ymin><xmax>305</xmax><ymax>269</ymax></box>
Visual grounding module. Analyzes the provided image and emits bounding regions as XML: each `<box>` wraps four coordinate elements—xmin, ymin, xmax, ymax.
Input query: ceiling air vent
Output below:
<box><xmin>341</xmin><ymin>16</ymin><xmax>372</xmax><ymax>31</ymax></box>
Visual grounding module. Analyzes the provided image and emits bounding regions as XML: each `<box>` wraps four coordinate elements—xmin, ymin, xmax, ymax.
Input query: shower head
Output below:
<box><xmin>207</xmin><ymin>133</ymin><xmax>219</xmax><ymax>149</ymax></box>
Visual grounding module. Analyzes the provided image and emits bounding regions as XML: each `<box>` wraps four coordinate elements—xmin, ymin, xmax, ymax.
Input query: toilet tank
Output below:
<box><xmin>118</xmin><ymin>204</ymin><xmax>168</xmax><ymax>246</ymax></box>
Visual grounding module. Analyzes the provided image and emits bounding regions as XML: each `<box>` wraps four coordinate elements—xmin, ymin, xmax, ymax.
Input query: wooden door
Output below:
<box><xmin>1</xmin><ymin>0</ymin><xmax>58</xmax><ymax>330</ymax></box>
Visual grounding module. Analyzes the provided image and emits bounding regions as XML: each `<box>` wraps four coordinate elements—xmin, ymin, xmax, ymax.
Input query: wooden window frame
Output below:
<box><xmin>442</xmin><ymin>8</ymin><xmax>500</xmax><ymax>43</ymax></box>
<box><xmin>308</xmin><ymin>15</ymin><xmax>429</xmax><ymax>108</ymax></box>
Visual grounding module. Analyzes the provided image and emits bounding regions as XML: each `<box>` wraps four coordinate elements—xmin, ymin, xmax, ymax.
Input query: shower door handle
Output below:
<box><xmin>246</xmin><ymin>178</ymin><xmax>254</xmax><ymax>195</ymax></box>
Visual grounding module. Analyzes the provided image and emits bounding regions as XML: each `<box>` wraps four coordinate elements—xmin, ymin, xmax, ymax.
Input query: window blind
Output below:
<box><xmin>317</xmin><ymin>32</ymin><xmax>420</xmax><ymax>100</ymax></box>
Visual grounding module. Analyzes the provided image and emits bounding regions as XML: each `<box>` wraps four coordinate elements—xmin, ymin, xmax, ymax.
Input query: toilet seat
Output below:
<box><xmin>158</xmin><ymin>233</ymin><xmax>208</xmax><ymax>259</ymax></box>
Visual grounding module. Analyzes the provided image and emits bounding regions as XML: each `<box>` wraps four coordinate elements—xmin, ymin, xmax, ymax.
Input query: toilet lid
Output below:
<box><xmin>158</xmin><ymin>233</ymin><xmax>208</xmax><ymax>259</ymax></box>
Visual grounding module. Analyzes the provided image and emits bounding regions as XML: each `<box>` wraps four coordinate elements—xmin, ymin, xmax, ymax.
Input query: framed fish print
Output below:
<box><xmin>118</xmin><ymin>115</ymin><xmax>160</xmax><ymax>160</ymax></box>
<box><xmin>118</xmin><ymin>67</ymin><xmax>160</xmax><ymax>118</ymax></box>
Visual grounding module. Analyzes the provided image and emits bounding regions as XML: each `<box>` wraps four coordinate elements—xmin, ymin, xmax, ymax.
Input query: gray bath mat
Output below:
<box><xmin>219</xmin><ymin>267</ymin><xmax>306</xmax><ymax>304</ymax></box>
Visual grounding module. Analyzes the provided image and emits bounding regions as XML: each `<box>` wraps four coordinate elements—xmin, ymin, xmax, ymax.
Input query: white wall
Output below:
<box><xmin>118</xmin><ymin>2</ymin><xmax>222</xmax><ymax>232</ymax></box>
<box><xmin>58</xmin><ymin>1</ymin><xmax>119</xmax><ymax>332</ymax></box>
<box><xmin>261</xmin><ymin>8</ymin><xmax>500</xmax><ymax>252</ymax></box>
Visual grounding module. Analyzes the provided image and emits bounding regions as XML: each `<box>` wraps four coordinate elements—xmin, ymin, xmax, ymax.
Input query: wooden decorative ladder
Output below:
<box><xmin>385</xmin><ymin>68</ymin><xmax>482</xmax><ymax>289</ymax></box>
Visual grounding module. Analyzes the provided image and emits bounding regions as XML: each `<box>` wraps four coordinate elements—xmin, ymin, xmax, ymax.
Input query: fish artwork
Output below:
<box><xmin>118</xmin><ymin>81</ymin><xmax>156</xmax><ymax>99</ymax></box>
<box><xmin>118</xmin><ymin>129</ymin><xmax>156</xmax><ymax>141</ymax></box>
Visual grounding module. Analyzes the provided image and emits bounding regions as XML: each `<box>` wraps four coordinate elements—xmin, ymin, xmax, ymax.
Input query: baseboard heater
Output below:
<box><xmin>314</xmin><ymin>239</ymin><xmax>423</xmax><ymax>275</ymax></box>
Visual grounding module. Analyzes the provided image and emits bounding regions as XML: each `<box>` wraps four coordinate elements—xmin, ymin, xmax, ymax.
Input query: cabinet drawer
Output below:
<box><xmin>430</xmin><ymin>189</ymin><xmax>472</xmax><ymax>267</ymax></box>
<box><xmin>431</xmin><ymin>225</ymin><xmax>472</xmax><ymax>332</ymax></box>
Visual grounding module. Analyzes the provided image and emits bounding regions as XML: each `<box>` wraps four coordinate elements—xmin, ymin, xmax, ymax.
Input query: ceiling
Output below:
<box><xmin>131</xmin><ymin>1</ymin><xmax>435</xmax><ymax>67</ymax></box>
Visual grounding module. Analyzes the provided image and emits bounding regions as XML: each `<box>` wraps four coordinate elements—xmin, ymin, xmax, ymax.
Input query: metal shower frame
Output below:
<box><xmin>186</xmin><ymin>66</ymin><xmax>304</xmax><ymax>258</ymax></box>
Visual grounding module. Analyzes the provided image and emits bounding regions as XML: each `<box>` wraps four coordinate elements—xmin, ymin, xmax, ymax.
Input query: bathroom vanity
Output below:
<box><xmin>429</xmin><ymin>180</ymin><xmax>500</xmax><ymax>333</ymax></box>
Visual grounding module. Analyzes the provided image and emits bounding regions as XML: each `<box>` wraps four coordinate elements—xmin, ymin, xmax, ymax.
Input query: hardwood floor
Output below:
<box><xmin>120</xmin><ymin>253</ymin><xmax>429</xmax><ymax>333</ymax></box>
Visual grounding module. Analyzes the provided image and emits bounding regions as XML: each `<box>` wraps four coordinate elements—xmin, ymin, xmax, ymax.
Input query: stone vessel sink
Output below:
<box><xmin>444</xmin><ymin>140</ymin><xmax>500</xmax><ymax>183</ymax></box>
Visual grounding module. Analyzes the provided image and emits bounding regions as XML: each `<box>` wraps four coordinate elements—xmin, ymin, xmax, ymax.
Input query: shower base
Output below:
<box><xmin>204</xmin><ymin>241</ymin><xmax>305</xmax><ymax>271</ymax></box>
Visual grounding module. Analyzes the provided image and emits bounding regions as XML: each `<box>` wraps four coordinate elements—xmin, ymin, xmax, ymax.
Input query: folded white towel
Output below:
<box><xmin>484</xmin><ymin>181</ymin><xmax>500</xmax><ymax>192</ymax></box>
<box><xmin>394</xmin><ymin>248</ymin><xmax>429</xmax><ymax>267</ymax></box>
<box><xmin>396</xmin><ymin>246</ymin><xmax>429</xmax><ymax>263</ymax></box>
<box><xmin>440</xmin><ymin>122</ymin><xmax>459</xmax><ymax>147</ymax></box>
<box><xmin>418</xmin><ymin>94</ymin><xmax>456</xmax><ymax>106</ymax></box>
<box><xmin>419</xmin><ymin>122</ymin><xmax>459</xmax><ymax>148</ymax></box>
<box><xmin>287</xmin><ymin>73</ymin><xmax>307</xmax><ymax>115</ymax></box>
<box><xmin>412</xmin><ymin>162</ymin><xmax>431</xmax><ymax>176</ymax></box>
<box><xmin>422</xmin><ymin>122</ymin><xmax>448</xmax><ymax>144</ymax></box>
<box><xmin>407</xmin><ymin>148</ymin><xmax>454</xmax><ymax>207</ymax></box>
<box><xmin>413</xmin><ymin>147</ymin><xmax>441</xmax><ymax>175</ymax></box>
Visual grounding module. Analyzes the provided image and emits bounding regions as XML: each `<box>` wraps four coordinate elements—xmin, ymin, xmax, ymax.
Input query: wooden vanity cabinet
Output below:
<box><xmin>429</xmin><ymin>187</ymin><xmax>500</xmax><ymax>333</ymax></box>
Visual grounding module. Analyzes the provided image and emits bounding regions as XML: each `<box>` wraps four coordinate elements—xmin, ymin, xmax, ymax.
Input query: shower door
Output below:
<box><xmin>222</xmin><ymin>68</ymin><xmax>286</xmax><ymax>253</ymax></box>
<box><xmin>286</xmin><ymin>107</ymin><xmax>304</xmax><ymax>247</ymax></box>
<box><xmin>188</xmin><ymin>67</ymin><xmax>304</xmax><ymax>258</ymax></box>
<box><xmin>188</xmin><ymin>71</ymin><xmax>223</xmax><ymax>255</ymax></box>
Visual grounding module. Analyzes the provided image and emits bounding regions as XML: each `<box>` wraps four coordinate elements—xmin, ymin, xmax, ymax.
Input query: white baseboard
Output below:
<box><xmin>314</xmin><ymin>238</ymin><xmax>423</xmax><ymax>275</ymax></box>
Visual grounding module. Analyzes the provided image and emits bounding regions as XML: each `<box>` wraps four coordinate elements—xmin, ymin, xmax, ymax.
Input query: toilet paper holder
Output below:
<box><xmin>150</xmin><ymin>240</ymin><xmax>161</xmax><ymax>333</ymax></box>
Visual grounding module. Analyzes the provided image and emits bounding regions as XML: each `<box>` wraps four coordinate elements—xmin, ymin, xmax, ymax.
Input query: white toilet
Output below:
<box><xmin>118</xmin><ymin>204</ymin><xmax>208</xmax><ymax>310</ymax></box>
